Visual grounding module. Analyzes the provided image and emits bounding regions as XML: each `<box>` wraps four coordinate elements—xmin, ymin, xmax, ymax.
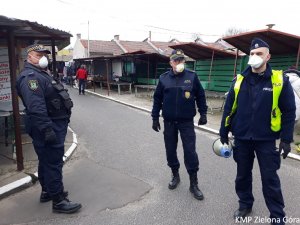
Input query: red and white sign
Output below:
<box><xmin>0</xmin><ymin>47</ymin><xmax>11</xmax><ymax>103</ymax></box>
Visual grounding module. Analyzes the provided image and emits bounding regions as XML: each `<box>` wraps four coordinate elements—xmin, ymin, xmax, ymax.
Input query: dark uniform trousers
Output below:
<box><xmin>233</xmin><ymin>139</ymin><xmax>285</xmax><ymax>223</ymax></box>
<box><xmin>27</xmin><ymin>118</ymin><xmax>69</xmax><ymax>197</ymax></box>
<box><xmin>78</xmin><ymin>79</ymin><xmax>86</xmax><ymax>94</ymax></box>
<box><xmin>163</xmin><ymin>120</ymin><xmax>199</xmax><ymax>174</ymax></box>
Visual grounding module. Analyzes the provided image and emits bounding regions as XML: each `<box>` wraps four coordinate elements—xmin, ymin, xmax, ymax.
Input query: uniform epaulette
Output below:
<box><xmin>160</xmin><ymin>71</ymin><xmax>169</xmax><ymax>77</ymax></box>
<box><xmin>186</xmin><ymin>69</ymin><xmax>196</xmax><ymax>73</ymax></box>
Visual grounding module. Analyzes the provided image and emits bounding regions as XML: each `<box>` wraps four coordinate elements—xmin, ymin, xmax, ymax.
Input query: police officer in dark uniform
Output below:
<box><xmin>219</xmin><ymin>38</ymin><xmax>295</xmax><ymax>224</ymax></box>
<box><xmin>151</xmin><ymin>49</ymin><xmax>208</xmax><ymax>200</ymax></box>
<box><xmin>16</xmin><ymin>44</ymin><xmax>81</xmax><ymax>214</ymax></box>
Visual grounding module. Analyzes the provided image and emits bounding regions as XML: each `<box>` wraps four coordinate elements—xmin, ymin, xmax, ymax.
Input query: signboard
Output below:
<box><xmin>0</xmin><ymin>48</ymin><xmax>11</xmax><ymax>102</ymax></box>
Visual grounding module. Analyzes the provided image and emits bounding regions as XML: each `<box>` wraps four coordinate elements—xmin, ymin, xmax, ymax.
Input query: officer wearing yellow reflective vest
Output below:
<box><xmin>219</xmin><ymin>38</ymin><xmax>295</xmax><ymax>225</ymax></box>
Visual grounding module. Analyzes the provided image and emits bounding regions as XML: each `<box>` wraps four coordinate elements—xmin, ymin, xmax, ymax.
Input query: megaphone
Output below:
<box><xmin>212</xmin><ymin>138</ymin><xmax>233</xmax><ymax>158</ymax></box>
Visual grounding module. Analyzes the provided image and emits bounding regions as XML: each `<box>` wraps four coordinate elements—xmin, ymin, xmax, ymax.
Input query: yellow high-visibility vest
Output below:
<box><xmin>225</xmin><ymin>70</ymin><xmax>283</xmax><ymax>132</ymax></box>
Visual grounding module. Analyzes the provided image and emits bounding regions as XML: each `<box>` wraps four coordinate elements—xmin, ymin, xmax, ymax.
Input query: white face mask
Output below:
<box><xmin>248</xmin><ymin>54</ymin><xmax>264</xmax><ymax>69</ymax></box>
<box><xmin>38</xmin><ymin>56</ymin><xmax>49</xmax><ymax>69</ymax></box>
<box><xmin>175</xmin><ymin>63</ymin><xmax>185</xmax><ymax>73</ymax></box>
<box><xmin>31</xmin><ymin>54</ymin><xmax>48</xmax><ymax>69</ymax></box>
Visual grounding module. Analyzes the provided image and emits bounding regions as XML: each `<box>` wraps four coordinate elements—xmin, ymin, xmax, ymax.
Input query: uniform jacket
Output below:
<box><xmin>219</xmin><ymin>64</ymin><xmax>296</xmax><ymax>143</ymax></box>
<box><xmin>16</xmin><ymin>62</ymin><xmax>71</xmax><ymax>133</ymax></box>
<box><xmin>151</xmin><ymin>69</ymin><xmax>207</xmax><ymax>121</ymax></box>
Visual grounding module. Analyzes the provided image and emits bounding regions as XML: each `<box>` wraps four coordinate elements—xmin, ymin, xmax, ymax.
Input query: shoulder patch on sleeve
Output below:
<box><xmin>28</xmin><ymin>79</ymin><xmax>39</xmax><ymax>91</ymax></box>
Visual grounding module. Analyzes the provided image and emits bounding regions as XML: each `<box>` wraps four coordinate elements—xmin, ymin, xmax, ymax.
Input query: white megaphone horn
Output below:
<box><xmin>212</xmin><ymin>138</ymin><xmax>233</xmax><ymax>158</ymax></box>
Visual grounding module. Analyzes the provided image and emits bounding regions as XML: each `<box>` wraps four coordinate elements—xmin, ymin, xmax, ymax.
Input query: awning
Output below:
<box><xmin>223</xmin><ymin>29</ymin><xmax>300</xmax><ymax>55</ymax></box>
<box><xmin>169</xmin><ymin>42</ymin><xmax>237</xmax><ymax>60</ymax></box>
<box><xmin>121</xmin><ymin>51</ymin><xmax>169</xmax><ymax>62</ymax></box>
<box><xmin>75</xmin><ymin>52</ymin><xmax>170</xmax><ymax>62</ymax></box>
<box><xmin>0</xmin><ymin>15</ymin><xmax>72</xmax><ymax>49</ymax></box>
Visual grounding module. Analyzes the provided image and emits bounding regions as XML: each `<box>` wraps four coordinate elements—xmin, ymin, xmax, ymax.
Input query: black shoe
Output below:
<box><xmin>189</xmin><ymin>173</ymin><xmax>204</xmax><ymax>200</ymax></box>
<box><xmin>53</xmin><ymin>198</ymin><xmax>82</xmax><ymax>214</ymax></box>
<box><xmin>189</xmin><ymin>185</ymin><xmax>204</xmax><ymax>200</ymax></box>
<box><xmin>234</xmin><ymin>208</ymin><xmax>252</xmax><ymax>220</ymax></box>
<box><xmin>40</xmin><ymin>191</ymin><xmax>68</xmax><ymax>203</ymax></box>
<box><xmin>168</xmin><ymin>172</ymin><xmax>180</xmax><ymax>190</ymax></box>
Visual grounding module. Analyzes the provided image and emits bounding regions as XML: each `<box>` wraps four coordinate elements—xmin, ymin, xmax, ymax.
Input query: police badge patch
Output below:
<box><xmin>28</xmin><ymin>80</ymin><xmax>39</xmax><ymax>91</ymax></box>
<box><xmin>185</xmin><ymin>91</ymin><xmax>190</xmax><ymax>99</ymax></box>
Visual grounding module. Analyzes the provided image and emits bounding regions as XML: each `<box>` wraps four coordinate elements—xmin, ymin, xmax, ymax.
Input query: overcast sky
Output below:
<box><xmin>1</xmin><ymin>0</ymin><xmax>299</xmax><ymax>48</ymax></box>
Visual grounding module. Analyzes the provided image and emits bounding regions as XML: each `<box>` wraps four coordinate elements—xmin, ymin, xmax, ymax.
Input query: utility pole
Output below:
<box><xmin>87</xmin><ymin>20</ymin><xmax>90</xmax><ymax>58</ymax></box>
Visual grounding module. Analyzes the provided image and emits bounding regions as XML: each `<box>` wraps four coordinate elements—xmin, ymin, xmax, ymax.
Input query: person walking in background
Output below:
<box><xmin>76</xmin><ymin>64</ymin><xmax>88</xmax><ymax>95</ymax></box>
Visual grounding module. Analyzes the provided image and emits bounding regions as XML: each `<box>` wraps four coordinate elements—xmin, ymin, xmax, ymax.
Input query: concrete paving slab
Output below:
<box><xmin>0</xmin><ymin>158</ymin><xmax>151</xmax><ymax>225</ymax></box>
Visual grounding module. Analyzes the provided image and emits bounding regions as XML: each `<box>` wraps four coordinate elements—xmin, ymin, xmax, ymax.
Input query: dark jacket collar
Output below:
<box><xmin>169</xmin><ymin>68</ymin><xmax>185</xmax><ymax>77</ymax></box>
<box><xmin>241</xmin><ymin>63</ymin><xmax>273</xmax><ymax>78</ymax></box>
<box><xmin>24</xmin><ymin>61</ymin><xmax>45</xmax><ymax>73</ymax></box>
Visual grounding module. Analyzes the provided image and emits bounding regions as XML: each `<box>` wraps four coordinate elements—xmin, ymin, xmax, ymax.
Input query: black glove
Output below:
<box><xmin>152</xmin><ymin>119</ymin><xmax>161</xmax><ymax>132</ymax></box>
<box><xmin>198</xmin><ymin>114</ymin><xmax>207</xmax><ymax>125</ymax></box>
<box><xmin>279</xmin><ymin>141</ymin><xmax>291</xmax><ymax>159</ymax></box>
<box><xmin>220</xmin><ymin>136</ymin><xmax>229</xmax><ymax>145</ymax></box>
<box><xmin>44</xmin><ymin>128</ymin><xmax>57</xmax><ymax>144</ymax></box>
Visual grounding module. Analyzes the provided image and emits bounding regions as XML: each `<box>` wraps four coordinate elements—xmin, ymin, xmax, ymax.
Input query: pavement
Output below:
<box><xmin>0</xmin><ymin>127</ymin><xmax>77</xmax><ymax>199</ymax></box>
<box><xmin>0</xmin><ymin>85</ymin><xmax>300</xmax><ymax>222</ymax></box>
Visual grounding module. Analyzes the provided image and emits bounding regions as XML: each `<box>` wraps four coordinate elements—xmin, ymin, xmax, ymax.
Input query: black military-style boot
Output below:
<box><xmin>52</xmin><ymin>193</ymin><xmax>82</xmax><ymax>214</ymax></box>
<box><xmin>189</xmin><ymin>173</ymin><xmax>204</xmax><ymax>200</ymax></box>
<box><xmin>234</xmin><ymin>208</ymin><xmax>252</xmax><ymax>220</ymax></box>
<box><xmin>40</xmin><ymin>190</ymin><xmax>69</xmax><ymax>203</ymax></box>
<box><xmin>168</xmin><ymin>169</ymin><xmax>180</xmax><ymax>190</ymax></box>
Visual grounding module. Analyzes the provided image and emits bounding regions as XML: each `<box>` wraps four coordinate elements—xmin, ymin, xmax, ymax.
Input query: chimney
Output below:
<box><xmin>266</xmin><ymin>24</ymin><xmax>275</xmax><ymax>29</ymax></box>
<box><xmin>149</xmin><ymin>31</ymin><xmax>152</xmax><ymax>41</ymax></box>
<box><xmin>114</xmin><ymin>35</ymin><xmax>120</xmax><ymax>41</ymax></box>
<box><xmin>76</xmin><ymin>33</ymin><xmax>81</xmax><ymax>39</ymax></box>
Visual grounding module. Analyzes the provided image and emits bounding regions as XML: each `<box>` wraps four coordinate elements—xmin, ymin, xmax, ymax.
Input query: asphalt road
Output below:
<box><xmin>1</xmin><ymin>88</ymin><xmax>300</xmax><ymax>225</ymax></box>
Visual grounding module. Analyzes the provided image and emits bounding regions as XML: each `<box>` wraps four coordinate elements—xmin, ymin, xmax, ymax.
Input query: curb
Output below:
<box><xmin>85</xmin><ymin>89</ymin><xmax>300</xmax><ymax>161</ymax></box>
<box><xmin>0</xmin><ymin>126</ymin><xmax>78</xmax><ymax>199</ymax></box>
<box><xmin>85</xmin><ymin>89</ymin><xmax>220</xmax><ymax>135</ymax></box>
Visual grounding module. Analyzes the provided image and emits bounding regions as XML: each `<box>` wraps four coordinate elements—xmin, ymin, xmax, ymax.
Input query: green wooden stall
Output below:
<box><xmin>121</xmin><ymin>52</ymin><xmax>171</xmax><ymax>85</ymax></box>
<box><xmin>170</xmin><ymin>42</ymin><xmax>240</xmax><ymax>92</ymax></box>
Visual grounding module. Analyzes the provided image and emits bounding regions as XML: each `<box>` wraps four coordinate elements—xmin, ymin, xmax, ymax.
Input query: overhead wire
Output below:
<box><xmin>54</xmin><ymin>0</ymin><xmax>222</xmax><ymax>39</ymax></box>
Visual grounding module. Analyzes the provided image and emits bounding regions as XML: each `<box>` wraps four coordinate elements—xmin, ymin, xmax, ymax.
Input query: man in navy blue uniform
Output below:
<box><xmin>219</xmin><ymin>38</ymin><xmax>295</xmax><ymax>224</ymax></box>
<box><xmin>151</xmin><ymin>49</ymin><xmax>208</xmax><ymax>200</ymax></box>
<box><xmin>16</xmin><ymin>44</ymin><xmax>81</xmax><ymax>214</ymax></box>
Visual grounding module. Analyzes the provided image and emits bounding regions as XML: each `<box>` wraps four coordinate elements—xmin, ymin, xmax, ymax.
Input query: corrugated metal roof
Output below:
<box><xmin>0</xmin><ymin>15</ymin><xmax>72</xmax><ymax>49</ymax></box>
<box><xmin>223</xmin><ymin>28</ymin><xmax>300</xmax><ymax>55</ymax></box>
<box><xmin>170</xmin><ymin>42</ymin><xmax>237</xmax><ymax>60</ymax></box>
